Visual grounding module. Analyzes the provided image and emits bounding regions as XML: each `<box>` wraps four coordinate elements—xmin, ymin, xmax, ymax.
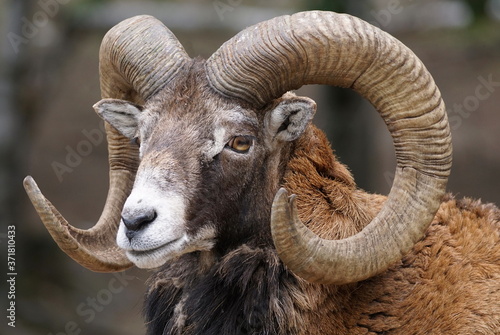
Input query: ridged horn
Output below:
<box><xmin>24</xmin><ymin>15</ymin><xmax>189</xmax><ymax>272</ymax></box>
<box><xmin>206</xmin><ymin>11</ymin><xmax>452</xmax><ymax>284</ymax></box>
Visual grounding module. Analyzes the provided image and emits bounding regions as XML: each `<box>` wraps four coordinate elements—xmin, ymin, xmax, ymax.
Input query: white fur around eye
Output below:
<box><xmin>204</xmin><ymin>127</ymin><xmax>227</xmax><ymax>160</ymax></box>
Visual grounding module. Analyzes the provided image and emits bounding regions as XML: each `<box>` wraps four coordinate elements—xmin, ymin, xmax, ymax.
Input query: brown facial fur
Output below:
<box><xmin>131</xmin><ymin>60</ymin><xmax>295</xmax><ymax>253</ymax></box>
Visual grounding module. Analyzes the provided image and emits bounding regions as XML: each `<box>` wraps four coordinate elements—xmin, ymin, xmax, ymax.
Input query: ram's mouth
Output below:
<box><xmin>124</xmin><ymin>226</ymin><xmax>217</xmax><ymax>268</ymax></box>
<box><xmin>128</xmin><ymin>238</ymin><xmax>182</xmax><ymax>256</ymax></box>
<box><xmin>125</xmin><ymin>237</ymin><xmax>186</xmax><ymax>268</ymax></box>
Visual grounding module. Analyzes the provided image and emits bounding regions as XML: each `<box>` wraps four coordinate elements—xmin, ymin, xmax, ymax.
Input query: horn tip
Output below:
<box><xmin>23</xmin><ymin>175</ymin><xmax>41</xmax><ymax>197</ymax></box>
<box><xmin>23</xmin><ymin>174</ymin><xmax>34</xmax><ymax>187</ymax></box>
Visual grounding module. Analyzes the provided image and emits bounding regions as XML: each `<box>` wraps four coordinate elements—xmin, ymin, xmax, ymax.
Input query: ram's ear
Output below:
<box><xmin>264</xmin><ymin>93</ymin><xmax>316</xmax><ymax>142</ymax></box>
<box><xmin>93</xmin><ymin>98</ymin><xmax>143</xmax><ymax>139</ymax></box>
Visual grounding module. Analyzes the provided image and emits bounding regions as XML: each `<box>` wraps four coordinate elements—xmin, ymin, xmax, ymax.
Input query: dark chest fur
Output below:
<box><xmin>145</xmin><ymin>246</ymin><xmax>302</xmax><ymax>335</ymax></box>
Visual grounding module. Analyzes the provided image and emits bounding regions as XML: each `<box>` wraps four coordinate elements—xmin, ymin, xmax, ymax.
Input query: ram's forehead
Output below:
<box><xmin>215</xmin><ymin>106</ymin><xmax>259</xmax><ymax>129</ymax></box>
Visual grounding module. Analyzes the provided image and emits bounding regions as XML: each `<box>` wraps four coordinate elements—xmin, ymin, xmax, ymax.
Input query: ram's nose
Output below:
<box><xmin>121</xmin><ymin>209</ymin><xmax>157</xmax><ymax>240</ymax></box>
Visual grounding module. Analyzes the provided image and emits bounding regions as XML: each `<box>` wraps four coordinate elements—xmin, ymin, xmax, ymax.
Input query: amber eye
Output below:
<box><xmin>227</xmin><ymin>136</ymin><xmax>253</xmax><ymax>153</ymax></box>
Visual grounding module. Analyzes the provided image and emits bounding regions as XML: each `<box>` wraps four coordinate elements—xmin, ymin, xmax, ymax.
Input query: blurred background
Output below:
<box><xmin>1</xmin><ymin>0</ymin><xmax>499</xmax><ymax>334</ymax></box>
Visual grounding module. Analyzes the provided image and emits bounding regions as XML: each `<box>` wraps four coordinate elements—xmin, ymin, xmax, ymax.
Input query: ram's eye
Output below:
<box><xmin>226</xmin><ymin>136</ymin><xmax>253</xmax><ymax>153</ymax></box>
<box><xmin>131</xmin><ymin>137</ymin><xmax>141</xmax><ymax>146</ymax></box>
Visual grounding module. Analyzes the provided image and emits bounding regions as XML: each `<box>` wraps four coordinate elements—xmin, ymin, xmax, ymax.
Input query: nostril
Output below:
<box><xmin>122</xmin><ymin>210</ymin><xmax>157</xmax><ymax>239</ymax></box>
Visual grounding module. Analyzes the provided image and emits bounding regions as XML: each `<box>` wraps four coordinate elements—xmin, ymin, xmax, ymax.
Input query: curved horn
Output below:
<box><xmin>206</xmin><ymin>11</ymin><xmax>452</xmax><ymax>284</ymax></box>
<box><xmin>24</xmin><ymin>15</ymin><xmax>189</xmax><ymax>272</ymax></box>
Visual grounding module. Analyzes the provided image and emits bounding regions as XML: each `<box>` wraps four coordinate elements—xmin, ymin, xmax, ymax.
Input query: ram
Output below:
<box><xmin>24</xmin><ymin>11</ymin><xmax>499</xmax><ymax>334</ymax></box>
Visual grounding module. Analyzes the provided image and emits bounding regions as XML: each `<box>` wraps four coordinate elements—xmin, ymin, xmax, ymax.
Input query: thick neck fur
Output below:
<box><xmin>144</xmin><ymin>125</ymin><xmax>382</xmax><ymax>335</ymax></box>
<box><xmin>284</xmin><ymin>126</ymin><xmax>385</xmax><ymax>239</ymax></box>
<box><xmin>145</xmin><ymin>247</ymin><xmax>301</xmax><ymax>334</ymax></box>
